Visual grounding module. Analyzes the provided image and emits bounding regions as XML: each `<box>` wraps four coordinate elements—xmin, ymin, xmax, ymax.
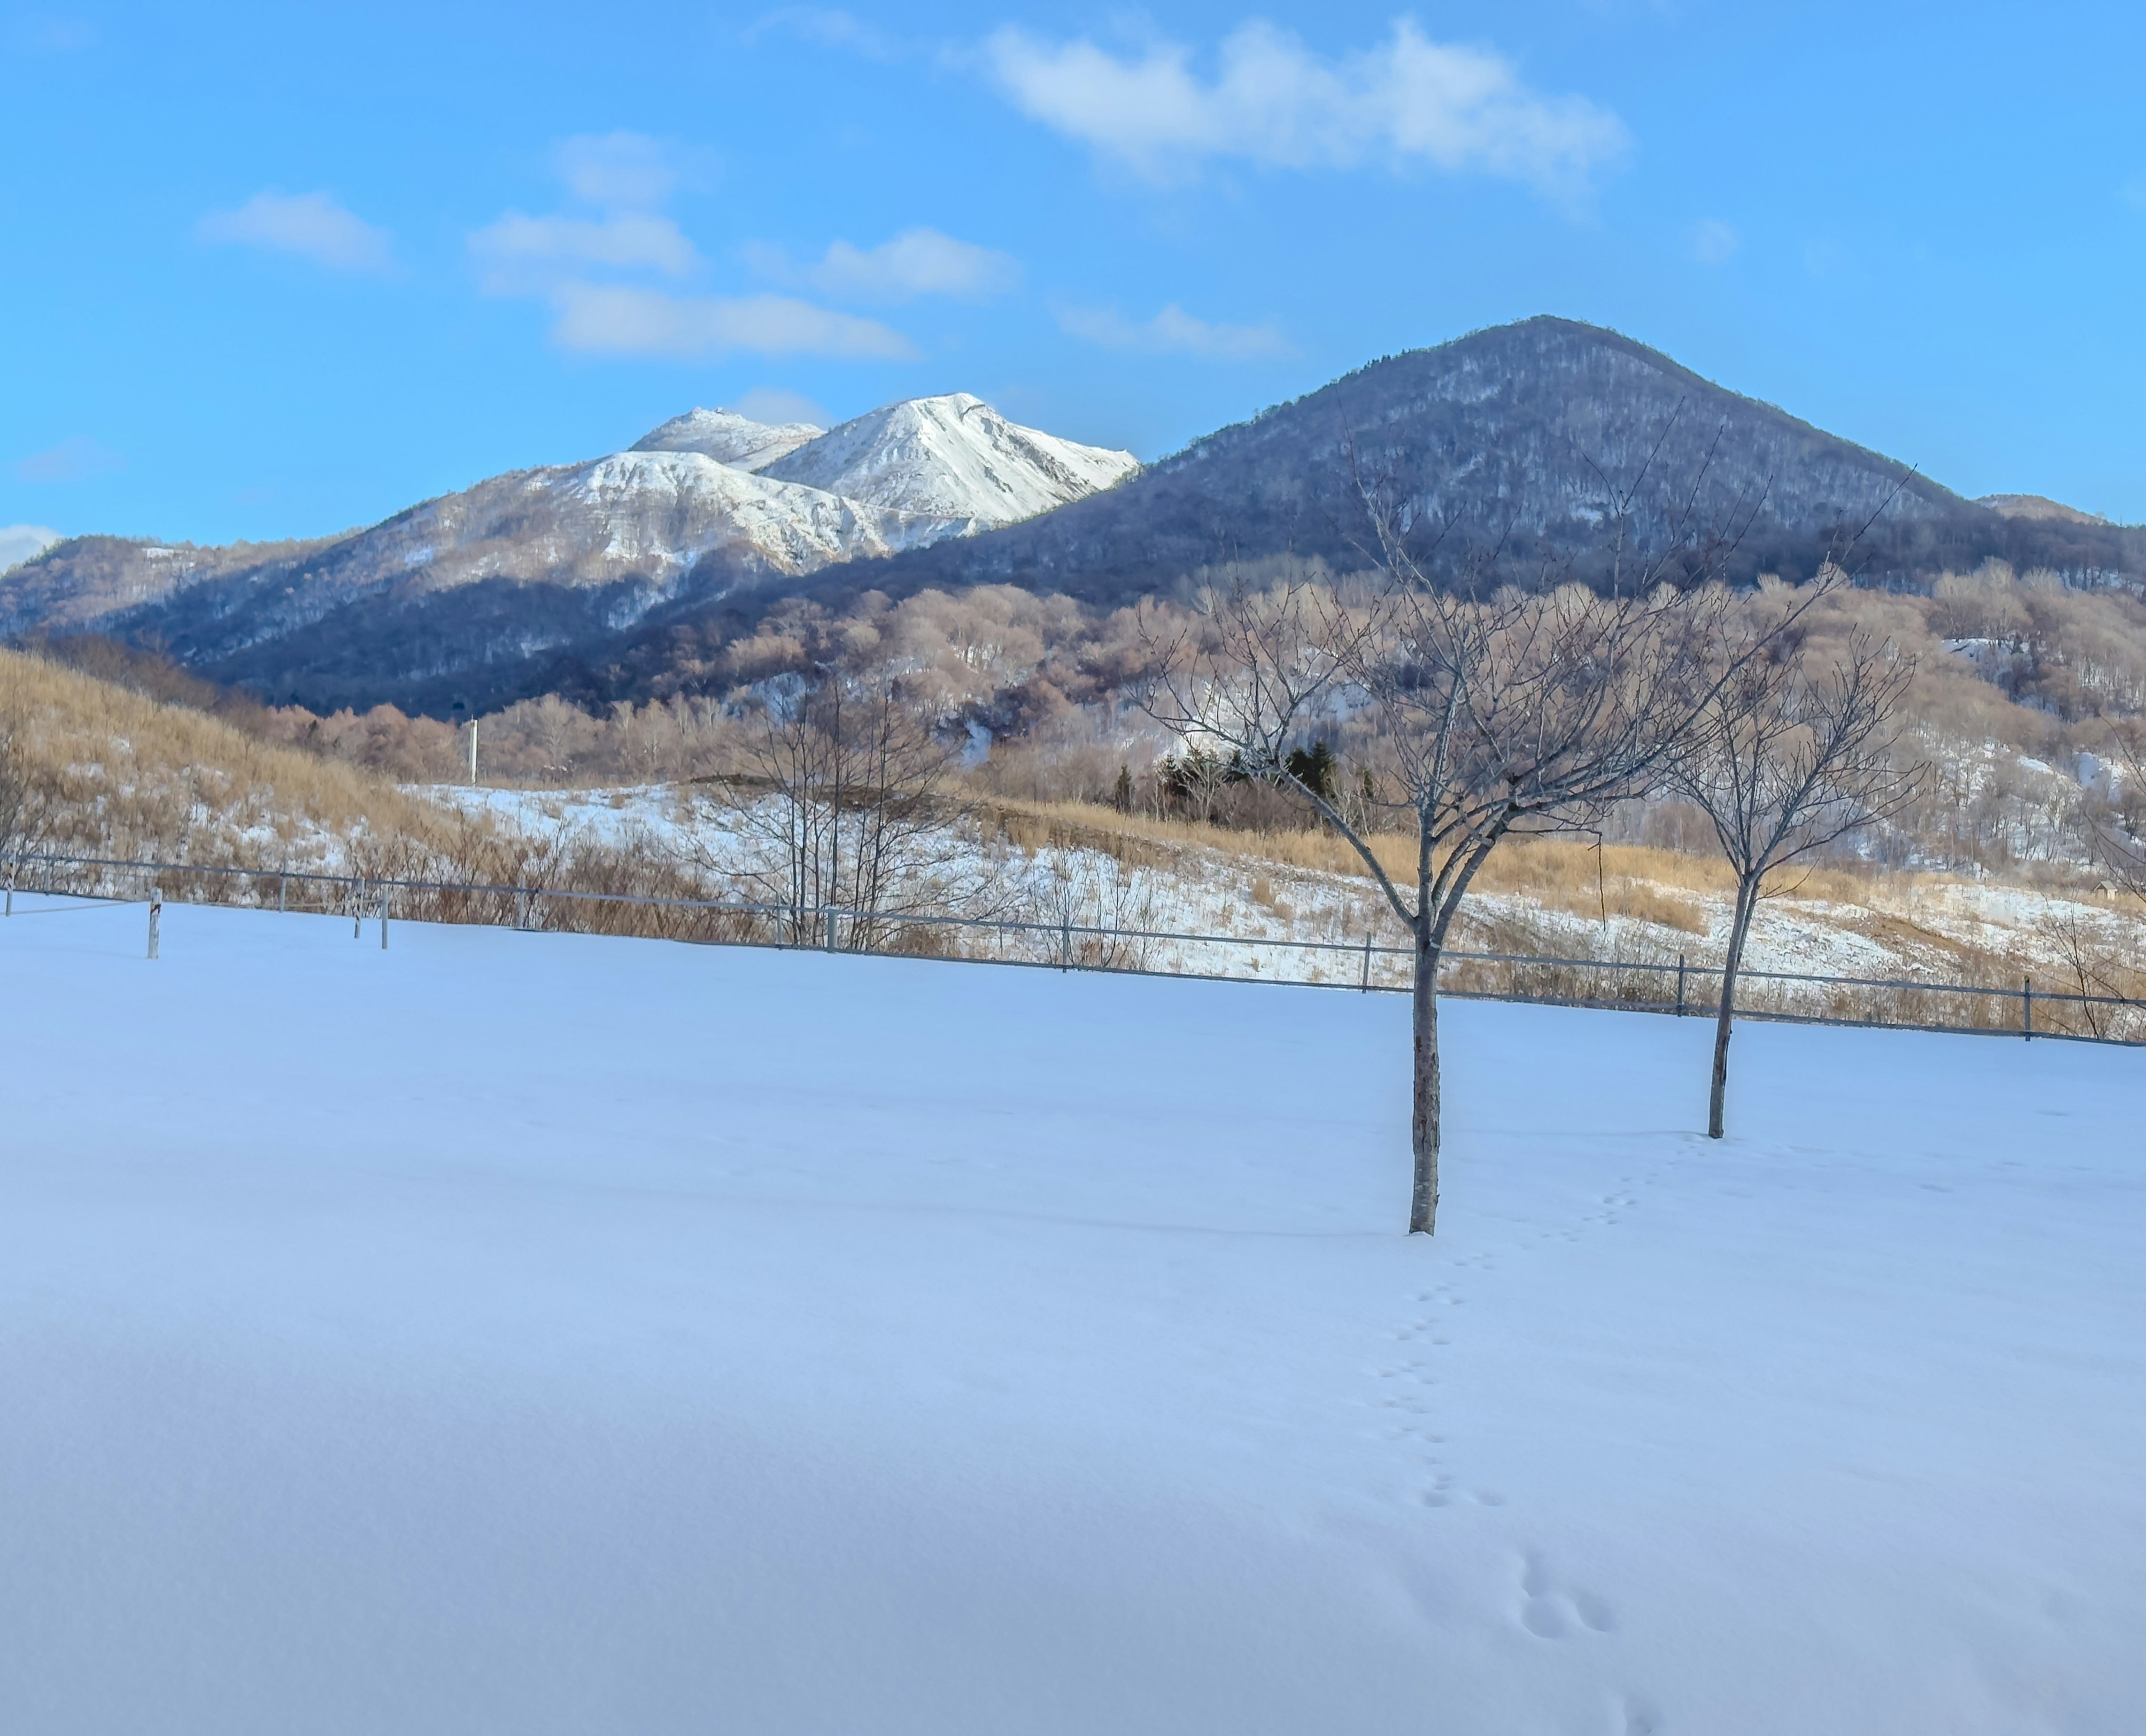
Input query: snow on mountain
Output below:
<box><xmin>359</xmin><ymin>448</ymin><xmax>952</xmax><ymax>600</ymax></box>
<box><xmin>763</xmin><ymin>394</ymin><xmax>1140</xmax><ymax>531</ymax></box>
<box><xmin>558</xmin><ymin>450</ymin><xmax>949</xmax><ymax>572</ymax></box>
<box><xmin>0</xmin><ymin>396</ymin><xmax>1142</xmax><ymax>708</ymax></box>
<box><xmin>630</xmin><ymin>408</ymin><xmax>824</xmax><ymax>474</ymax></box>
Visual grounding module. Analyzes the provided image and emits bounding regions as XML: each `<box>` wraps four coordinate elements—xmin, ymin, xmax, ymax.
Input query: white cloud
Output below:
<box><xmin>196</xmin><ymin>190</ymin><xmax>396</xmax><ymax>274</ymax></box>
<box><xmin>549</xmin><ymin>286</ymin><xmax>917</xmax><ymax>360</ymax></box>
<box><xmin>472</xmin><ymin>132</ymin><xmax>909</xmax><ymax>366</ymax></box>
<box><xmin>15</xmin><ymin>436</ymin><xmax>122</xmax><ymax>483</ymax></box>
<box><xmin>749</xmin><ymin>227</ymin><xmax>1022</xmax><ymax>302</ymax></box>
<box><xmin>1693</xmin><ymin>219</ymin><xmax>1739</xmax><ymax>265</ymax></box>
<box><xmin>1055</xmin><ymin>302</ymin><xmax>1289</xmax><ymax>360</ymax></box>
<box><xmin>554</xmin><ymin>132</ymin><xmax>681</xmax><ymax>210</ymax></box>
<box><xmin>0</xmin><ymin>524</ymin><xmax>62</xmax><ymax>569</ymax></box>
<box><xmin>982</xmin><ymin>19</ymin><xmax>1627</xmax><ymax>198</ymax></box>
<box><xmin>470</xmin><ymin>211</ymin><xmax>700</xmax><ymax>293</ymax></box>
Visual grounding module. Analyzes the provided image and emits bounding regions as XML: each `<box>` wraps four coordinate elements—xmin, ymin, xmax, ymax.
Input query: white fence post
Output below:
<box><xmin>379</xmin><ymin>886</ymin><xmax>390</xmax><ymax>950</ymax></box>
<box><xmin>148</xmin><ymin>886</ymin><xmax>162</xmax><ymax>960</ymax></box>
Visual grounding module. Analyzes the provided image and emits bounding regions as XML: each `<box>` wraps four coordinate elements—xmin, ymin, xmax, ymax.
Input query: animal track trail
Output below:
<box><xmin>1373</xmin><ymin>1270</ymin><xmax>1476</xmax><ymax>1505</ymax></box>
<box><xmin>1517</xmin><ymin>1550</ymin><xmax>1616</xmax><ymax>1640</ymax></box>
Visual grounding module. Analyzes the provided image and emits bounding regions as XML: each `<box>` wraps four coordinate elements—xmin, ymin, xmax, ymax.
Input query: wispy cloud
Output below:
<box><xmin>0</xmin><ymin>524</ymin><xmax>63</xmax><ymax>569</ymax></box>
<box><xmin>554</xmin><ymin>132</ymin><xmax>692</xmax><ymax>209</ymax></box>
<box><xmin>470</xmin><ymin>211</ymin><xmax>700</xmax><ymax>293</ymax></box>
<box><xmin>748</xmin><ymin>227</ymin><xmax>1022</xmax><ymax>302</ymax></box>
<box><xmin>15</xmin><ymin>437</ymin><xmax>122</xmax><ymax>484</ymax></box>
<box><xmin>745</xmin><ymin>7</ymin><xmax>908</xmax><ymax>62</ymax></box>
<box><xmin>1055</xmin><ymin>302</ymin><xmax>1288</xmax><ymax>360</ymax></box>
<box><xmin>735</xmin><ymin>387</ymin><xmax>830</xmax><ymax>427</ymax></box>
<box><xmin>1692</xmin><ymin>219</ymin><xmax>1739</xmax><ymax>265</ymax></box>
<box><xmin>197</xmin><ymin>190</ymin><xmax>396</xmax><ymax>274</ymax></box>
<box><xmin>472</xmin><ymin>132</ymin><xmax>909</xmax><ymax>363</ymax></box>
<box><xmin>550</xmin><ymin>286</ymin><xmax>915</xmax><ymax>360</ymax></box>
<box><xmin>982</xmin><ymin>20</ymin><xmax>1627</xmax><ymax>199</ymax></box>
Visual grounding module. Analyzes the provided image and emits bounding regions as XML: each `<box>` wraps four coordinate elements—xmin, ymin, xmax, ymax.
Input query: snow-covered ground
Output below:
<box><xmin>3</xmin><ymin>897</ymin><xmax>2141</xmax><ymax>1732</ymax></box>
<box><xmin>423</xmin><ymin>781</ymin><xmax>2146</xmax><ymax>995</ymax></box>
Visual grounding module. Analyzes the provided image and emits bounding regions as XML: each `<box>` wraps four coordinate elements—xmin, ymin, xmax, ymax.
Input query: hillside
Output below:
<box><xmin>0</xmin><ymin>644</ymin><xmax>485</xmax><ymax>873</ymax></box>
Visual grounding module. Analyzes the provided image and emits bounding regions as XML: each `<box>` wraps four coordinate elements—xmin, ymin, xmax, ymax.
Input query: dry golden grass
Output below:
<box><xmin>2</xmin><ymin>645</ymin><xmax>488</xmax><ymax>868</ymax></box>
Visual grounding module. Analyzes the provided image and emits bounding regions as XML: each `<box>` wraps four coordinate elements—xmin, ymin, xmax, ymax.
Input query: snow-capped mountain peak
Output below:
<box><xmin>762</xmin><ymin>394</ymin><xmax>1140</xmax><ymax>531</ymax></box>
<box><xmin>630</xmin><ymin>408</ymin><xmax>824</xmax><ymax>474</ymax></box>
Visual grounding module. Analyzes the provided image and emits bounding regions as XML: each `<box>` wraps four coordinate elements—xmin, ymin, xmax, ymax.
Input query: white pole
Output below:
<box><xmin>148</xmin><ymin>886</ymin><xmax>161</xmax><ymax>960</ymax></box>
<box><xmin>379</xmin><ymin>886</ymin><xmax>390</xmax><ymax>950</ymax></box>
<box><xmin>354</xmin><ymin>879</ymin><xmax>363</xmax><ymax>940</ymax></box>
<box><xmin>469</xmin><ymin>719</ymin><xmax>479</xmax><ymax>786</ymax></box>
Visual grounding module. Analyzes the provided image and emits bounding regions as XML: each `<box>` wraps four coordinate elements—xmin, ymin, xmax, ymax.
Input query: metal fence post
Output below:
<box><xmin>147</xmin><ymin>886</ymin><xmax>161</xmax><ymax>960</ymax></box>
<box><xmin>2024</xmin><ymin>975</ymin><xmax>2033</xmax><ymax>1040</ymax></box>
<box><xmin>1676</xmin><ymin>954</ymin><xmax>1687</xmax><ymax>1016</ymax></box>
<box><xmin>353</xmin><ymin>878</ymin><xmax>364</xmax><ymax>939</ymax></box>
<box><xmin>379</xmin><ymin>886</ymin><xmax>390</xmax><ymax>950</ymax></box>
<box><xmin>1361</xmin><ymin>932</ymin><xmax>1372</xmax><ymax>991</ymax></box>
<box><xmin>278</xmin><ymin>858</ymin><xmax>288</xmax><ymax>914</ymax></box>
<box><xmin>1061</xmin><ymin>912</ymin><xmax>1072</xmax><ymax>971</ymax></box>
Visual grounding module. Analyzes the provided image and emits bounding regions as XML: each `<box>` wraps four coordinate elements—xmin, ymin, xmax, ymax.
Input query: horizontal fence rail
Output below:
<box><xmin>7</xmin><ymin>849</ymin><xmax>2144</xmax><ymax>1047</ymax></box>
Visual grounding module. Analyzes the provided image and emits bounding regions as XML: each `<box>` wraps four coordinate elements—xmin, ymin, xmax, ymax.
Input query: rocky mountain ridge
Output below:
<box><xmin>1</xmin><ymin>396</ymin><xmax>1138</xmax><ymax>710</ymax></box>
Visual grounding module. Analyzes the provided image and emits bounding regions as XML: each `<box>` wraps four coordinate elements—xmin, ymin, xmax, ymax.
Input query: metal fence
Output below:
<box><xmin>8</xmin><ymin>848</ymin><xmax>2144</xmax><ymax>1047</ymax></box>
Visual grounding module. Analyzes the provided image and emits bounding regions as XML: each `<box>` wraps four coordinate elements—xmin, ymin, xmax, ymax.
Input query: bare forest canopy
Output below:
<box><xmin>19</xmin><ymin>554</ymin><xmax>2146</xmax><ymax>894</ymax></box>
<box><xmin>3</xmin><ymin>318</ymin><xmax>2138</xmax><ymax>722</ymax></box>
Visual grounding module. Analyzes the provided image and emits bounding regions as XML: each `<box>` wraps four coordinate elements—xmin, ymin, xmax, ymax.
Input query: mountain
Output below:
<box><xmin>1</xmin><ymin>396</ymin><xmax>1138</xmax><ymax>712</ymax></box>
<box><xmin>8</xmin><ymin>320</ymin><xmax>2138</xmax><ymax>716</ymax></box>
<box><xmin>762</xmin><ymin>394</ymin><xmax>1141</xmax><ymax>531</ymax></box>
<box><xmin>820</xmin><ymin>318</ymin><xmax>2140</xmax><ymax>607</ymax></box>
<box><xmin>630</xmin><ymin>408</ymin><xmax>824</xmax><ymax>472</ymax></box>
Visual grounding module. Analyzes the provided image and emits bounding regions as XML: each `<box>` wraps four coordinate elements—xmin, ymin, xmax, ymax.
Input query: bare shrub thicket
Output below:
<box><xmin>681</xmin><ymin>660</ymin><xmax>1004</xmax><ymax>950</ymax></box>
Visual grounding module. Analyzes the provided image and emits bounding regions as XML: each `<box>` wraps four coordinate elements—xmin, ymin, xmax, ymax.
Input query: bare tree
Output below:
<box><xmin>686</xmin><ymin>663</ymin><xmax>985</xmax><ymax>949</ymax></box>
<box><xmin>2090</xmin><ymin>719</ymin><xmax>2146</xmax><ymax>905</ymax></box>
<box><xmin>1668</xmin><ymin>607</ymin><xmax>1920</xmax><ymax>1137</ymax></box>
<box><xmin>0</xmin><ymin>706</ymin><xmax>54</xmax><ymax>888</ymax></box>
<box><xmin>1147</xmin><ymin>548</ymin><xmax>1756</xmax><ymax>1234</ymax></box>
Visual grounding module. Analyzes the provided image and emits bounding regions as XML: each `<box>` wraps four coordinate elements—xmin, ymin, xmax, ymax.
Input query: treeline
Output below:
<box><xmin>25</xmin><ymin>558</ymin><xmax>2146</xmax><ymax>884</ymax></box>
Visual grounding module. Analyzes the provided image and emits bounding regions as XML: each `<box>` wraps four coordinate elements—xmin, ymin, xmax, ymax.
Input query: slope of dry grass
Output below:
<box><xmin>2</xmin><ymin>646</ymin><xmax>489</xmax><ymax>872</ymax></box>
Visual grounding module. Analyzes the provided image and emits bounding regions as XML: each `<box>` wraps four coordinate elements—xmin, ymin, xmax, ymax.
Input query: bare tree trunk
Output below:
<box><xmin>1708</xmin><ymin>876</ymin><xmax>1760</xmax><ymax>1139</ymax></box>
<box><xmin>1411</xmin><ymin>921</ymin><xmax>1441</xmax><ymax>1234</ymax></box>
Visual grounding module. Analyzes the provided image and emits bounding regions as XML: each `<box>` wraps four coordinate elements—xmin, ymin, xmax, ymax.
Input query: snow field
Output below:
<box><xmin>1</xmin><ymin>897</ymin><xmax>2142</xmax><ymax>1733</ymax></box>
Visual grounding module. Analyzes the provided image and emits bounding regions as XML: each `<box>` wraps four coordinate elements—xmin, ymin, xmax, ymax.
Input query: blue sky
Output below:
<box><xmin>4</xmin><ymin>0</ymin><xmax>2143</xmax><ymax>552</ymax></box>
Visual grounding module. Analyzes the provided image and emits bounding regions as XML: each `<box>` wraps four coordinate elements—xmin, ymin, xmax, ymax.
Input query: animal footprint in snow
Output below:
<box><xmin>1517</xmin><ymin>1550</ymin><xmax>1615</xmax><ymax>1639</ymax></box>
